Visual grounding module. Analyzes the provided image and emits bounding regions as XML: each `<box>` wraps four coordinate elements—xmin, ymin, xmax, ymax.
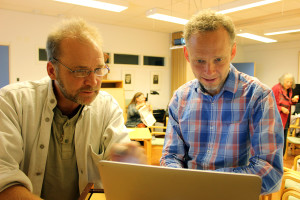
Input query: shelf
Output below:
<box><xmin>101</xmin><ymin>80</ymin><xmax>123</xmax><ymax>88</ymax></box>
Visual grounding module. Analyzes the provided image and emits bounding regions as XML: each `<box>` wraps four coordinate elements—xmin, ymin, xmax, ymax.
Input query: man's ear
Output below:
<box><xmin>230</xmin><ymin>43</ymin><xmax>237</xmax><ymax>61</ymax></box>
<box><xmin>47</xmin><ymin>61</ymin><xmax>56</xmax><ymax>80</ymax></box>
<box><xmin>183</xmin><ymin>46</ymin><xmax>190</xmax><ymax>63</ymax></box>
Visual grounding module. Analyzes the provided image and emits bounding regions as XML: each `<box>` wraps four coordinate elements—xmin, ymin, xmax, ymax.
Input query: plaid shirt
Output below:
<box><xmin>161</xmin><ymin>65</ymin><xmax>284</xmax><ymax>194</ymax></box>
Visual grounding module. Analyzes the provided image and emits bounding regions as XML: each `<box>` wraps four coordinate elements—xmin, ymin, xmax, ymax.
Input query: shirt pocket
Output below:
<box><xmin>89</xmin><ymin>144</ymin><xmax>104</xmax><ymax>163</ymax></box>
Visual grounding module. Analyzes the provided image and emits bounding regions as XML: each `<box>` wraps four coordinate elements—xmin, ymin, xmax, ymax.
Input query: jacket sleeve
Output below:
<box><xmin>0</xmin><ymin>89</ymin><xmax>33</xmax><ymax>193</ymax></box>
<box><xmin>100</xmin><ymin>95</ymin><xmax>131</xmax><ymax>161</ymax></box>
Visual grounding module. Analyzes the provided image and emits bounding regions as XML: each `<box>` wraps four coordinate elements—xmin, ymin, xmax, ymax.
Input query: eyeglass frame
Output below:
<box><xmin>51</xmin><ymin>57</ymin><xmax>110</xmax><ymax>77</ymax></box>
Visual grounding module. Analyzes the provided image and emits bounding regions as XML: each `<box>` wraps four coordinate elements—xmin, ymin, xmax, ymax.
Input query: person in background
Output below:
<box><xmin>160</xmin><ymin>10</ymin><xmax>283</xmax><ymax>195</ymax></box>
<box><xmin>0</xmin><ymin>18</ymin><xmax>145</xmax><ymax>200</ymax></box>
<box><xmin>272</xmin><ymin>73</ymin><xmax>299</xmax><ymax>155</ymax></box>
<box><xmin>126</xmin><ymin>92</ymin><xmax>152</xmax><ymax>128</ymax></box>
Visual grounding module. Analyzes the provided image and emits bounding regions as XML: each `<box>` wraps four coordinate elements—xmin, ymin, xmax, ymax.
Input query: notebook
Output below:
<box><xmin>98</xmin><ymin>160</ymin><xmax>262</xmax><ymax>200</ymax></box>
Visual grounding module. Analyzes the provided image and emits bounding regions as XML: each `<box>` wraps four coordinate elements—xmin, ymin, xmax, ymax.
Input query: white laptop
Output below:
<box><xmin>98</xmin><ymin>160</ymin><xmax>262</xmax><ymax>200</ymax></box>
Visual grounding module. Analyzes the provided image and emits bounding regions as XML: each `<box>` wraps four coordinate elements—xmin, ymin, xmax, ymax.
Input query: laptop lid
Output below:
<box><xmin>98</xmin><ymin>160</ymin><xmax>262</xmax><ymax>200</ymax></box>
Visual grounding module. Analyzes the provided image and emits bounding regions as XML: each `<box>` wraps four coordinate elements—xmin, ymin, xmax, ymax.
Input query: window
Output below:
<box><xmin>39</xmin><ymin>48</ymin><xmax>47</xmax><ymax>61</ymax></box>
<box><xmin>114</xmin><ymin>54</ymin><xmax>139</xmax><ymax>65</ymax></box>
<box><xmin>144</xmin><ymin>56</ymin><xmax>164</xmax><ymax>66</ymax></box>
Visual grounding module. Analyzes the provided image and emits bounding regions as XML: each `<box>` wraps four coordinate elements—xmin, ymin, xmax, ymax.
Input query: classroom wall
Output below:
<box><xmin>233</xmin><ymin>41</ymin><xmax>300</xmax><ymax>88</ymax></box>
<box><xmin>0</xmin><ymin>9</ymin><xmax>171</xmax><ymax>110</ymax></box>
<box><xmin>1</xmin><ymin>9</ymin><xmax>300</xmax><ymax>109</ymax></box>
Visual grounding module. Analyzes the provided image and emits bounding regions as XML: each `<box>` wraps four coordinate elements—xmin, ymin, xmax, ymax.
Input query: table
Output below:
<box><xmin>127</xmin><ymin>128</ymin><xmax>152</xmax><ymax>164</ymax></box>
<box><xmin>86</xmin><ymin>193</ymin><xmax>106</xmax><ymax>200</ymax></box>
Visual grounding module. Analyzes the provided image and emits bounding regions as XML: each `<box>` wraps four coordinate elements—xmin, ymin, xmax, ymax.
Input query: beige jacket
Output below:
<box><xmin>0</xmin><ymin>77</ymin><xmax>129</xmax><ymax>196</ymax></box>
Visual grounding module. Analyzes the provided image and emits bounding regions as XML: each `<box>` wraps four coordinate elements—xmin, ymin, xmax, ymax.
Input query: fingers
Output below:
<box><xmin>110</xmin><ymin>142</ymin><xmax>147</xmax><ymax>164</ymax></box>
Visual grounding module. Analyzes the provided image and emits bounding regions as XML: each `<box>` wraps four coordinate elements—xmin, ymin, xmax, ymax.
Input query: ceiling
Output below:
<box><xmin>1</xmin><ymin>0</ymin><xmax>300</xmax><ymax>45</ymax></box>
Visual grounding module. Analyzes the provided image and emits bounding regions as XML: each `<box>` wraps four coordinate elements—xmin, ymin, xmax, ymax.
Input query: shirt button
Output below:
<box><xmin>40</xmin><ymin>144</ymin><xmax>44</xmax><ymax>149</ymax></box>
<box><xmin>65</xmin><ymin>139</ymin><xmax>69</xmax><ymax>143</ymax></box>
<box><xmin>50</xmin><ymin>99</ymin><xmax>55</xmax><ymax>104</ymax></box>
<box><xmin>45</xmin><ymin>117</ymin><xmax>50</xmax><ymax>122</ymax></box>
<box><xmin>81</xmin><ymin>170</ymin><xmax>84</xmax><ymax>174</ymax></box>
<box><xmin>36</xmin><ymin>172</ymin><xmax>42</xmax><ymax>176</ymax></box>
<box><xmin>207</xmin><ymin>150</ymin><xmax>210</xmax><ymax>153</ymax></box>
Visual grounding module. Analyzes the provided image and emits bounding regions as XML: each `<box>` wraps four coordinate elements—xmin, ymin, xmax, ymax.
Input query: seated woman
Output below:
<box><xmin>125</xmin><ymin>92</ymin><xmax>152</xmax><ymax>128</ymax></box>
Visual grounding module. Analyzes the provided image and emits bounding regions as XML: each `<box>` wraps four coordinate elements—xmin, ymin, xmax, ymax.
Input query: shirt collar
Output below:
<box><xmin>222</xmin><ymin>64</ymin><xmax>239</xmax><ymax>94</ymax></box>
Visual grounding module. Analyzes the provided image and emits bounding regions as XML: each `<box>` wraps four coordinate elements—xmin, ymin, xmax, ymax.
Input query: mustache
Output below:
<box><xmin>78</xmin><ymin>87</ymin><xmax>99</xmax><ymax>92</ymax></box>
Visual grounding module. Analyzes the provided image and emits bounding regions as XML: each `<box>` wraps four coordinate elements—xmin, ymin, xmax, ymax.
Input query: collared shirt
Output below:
<box><xmin>41</xmin><ymin>106</ymin><xmax>83</xmax><ymax>200</ymax></box>
<box><xmin>161</xmin><ymin>64</ymin><xmax>284</xmax><ymax>194</ymax></box>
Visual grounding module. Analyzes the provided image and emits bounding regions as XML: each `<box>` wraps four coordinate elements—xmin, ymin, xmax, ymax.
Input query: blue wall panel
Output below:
<box><xmin>0</xmin><ymin>45</ymin><xmax>9</xmax><ymax>88</ymax></box>
<box><xmin>233</xmin><ymin>62</ymin><xmax>255</xmax><ymax>77</ymax></box>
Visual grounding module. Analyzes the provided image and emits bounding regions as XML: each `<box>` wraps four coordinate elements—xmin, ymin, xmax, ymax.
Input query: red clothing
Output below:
<box><xmin>272</xmin><ymin>83</ymin><xmax>294</xmax><ymax>127</ymax></box>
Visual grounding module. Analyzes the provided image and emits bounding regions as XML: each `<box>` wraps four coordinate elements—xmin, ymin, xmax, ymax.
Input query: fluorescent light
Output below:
<box><xmin>237</xmin><ymin>33</ymin><xmax>277</xmax><ymax>43</ymax></box>
<box><xmin>264</xmin><ymin>25</ymin><xmax>300</xmax><ymax>35</ymax></box>
<box><xmin>213</xmin><ymin>0</ymin><xmax>281</xmax><ymax>14</ymax></box>
<box><xmin>146</xmin><ymin>8</ymin><xmax>188</xmax><ymax>25</ymax></box>
<box><xmin>53</xmin><ymin>0</ymin><xmax>128</xmax><ymax>12</ymax></box>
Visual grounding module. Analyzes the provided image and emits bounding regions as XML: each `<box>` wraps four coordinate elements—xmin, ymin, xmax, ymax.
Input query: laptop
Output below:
<box><xmin>98</xmin><ymin>160</ymin><xmax>262</xmax><ymax>200</ymax></box>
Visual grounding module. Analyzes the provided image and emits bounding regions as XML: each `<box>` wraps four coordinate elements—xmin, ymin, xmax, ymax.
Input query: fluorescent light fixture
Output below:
<box><xmin>213</xmin><ymin>0</ymin><xmax>281</xmax><ymax>14</ymax></box>
<box><xmin>53</xmin><ymin>0</ymin><xmax>128</xmax><ymax>12</ymax></box>
<box><xmin>264</xmin><ymin>25</ymin><xmax>300</xmax><ymax>35</ymax></box>
<box><xmin>146</xmin><ymin>8</ymin><xmax>188</xmax><ymax>25</ymax></box>
<box><xmin>237</xmin><ymin>33</ymin><xmax>277</xmax><ymax>43</ymax></box>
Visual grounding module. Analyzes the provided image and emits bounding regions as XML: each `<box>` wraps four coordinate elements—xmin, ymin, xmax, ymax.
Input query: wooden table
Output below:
<box><xmin>127</xmin><ymin>128</ymin><xmax>152</xmax><ymax>164</ymax></box>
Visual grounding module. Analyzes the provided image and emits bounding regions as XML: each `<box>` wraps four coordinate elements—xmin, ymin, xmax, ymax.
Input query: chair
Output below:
<box><xmin>148</xmin><ymin>117</ymin><xmax>168</xmax><ymax>165</ymax></box>
<box><xmin>284</xmin><ymin>117</ymin><xmax>300</xmax><ymax>160</ymax></box>
<box><xmin>281</xmin><ymin>188</ymin><xmax>300</xmax><ymax>200</ymax></box>
<box><xmin>260</xmin><ymin>194</ymin><xmax>272</xmax><ymax>200</ymax></box>
<box><xmin>278</xmin><ymin>156</ymin><xmax>300</xmax><ymax>200</ymax></box>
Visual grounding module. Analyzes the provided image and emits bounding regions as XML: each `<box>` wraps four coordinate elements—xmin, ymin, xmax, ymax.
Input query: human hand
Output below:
<box><xmin>292</xmin><ymin>95</ymin><xmax>299</xmax><ymax>103</ymax></box>
<box><xmin>136</xmin><ymin>102</ymin><xmax>146</xmax><ymax>110</ymax></box>
<box><xmin>281</xmin><ymin>107</ymin><xmax>289</xmax><ymax>114</ymax></box>
<box><xmin>110</xmin><ymin>142</ymin><xmax>147</xmax><ymax>164</ymax></box>
<box><xmin>147</xmin><ymin>104</ymin><xmax>153</xmax><ymax>112</ymax></box>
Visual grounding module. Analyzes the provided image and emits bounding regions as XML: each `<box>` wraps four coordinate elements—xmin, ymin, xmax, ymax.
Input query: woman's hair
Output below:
<box><xmin>46</xmin><ymin>18</ymin><xmax>103</xmax><ymax>61</ymax></box>
<box><xmin>128</xmin><ymin>92</ymin><xmax>144</xmax><ymax>105</ymax></box>
<box><xmin>279</xmin><ymin>73</ymin><xmax>296</xmax><ymax>89</ymax></box>
<box><xmin>183</xmin><ymin>9</ymin><xmax>236</xmax><ymax>46</ymax></box>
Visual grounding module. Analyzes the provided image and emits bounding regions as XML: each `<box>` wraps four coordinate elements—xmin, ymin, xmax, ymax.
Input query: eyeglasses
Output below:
<box><xmin>51</xmin><ymin>57</ymin><xmax>110</xmax><ymax>78</ymax></box>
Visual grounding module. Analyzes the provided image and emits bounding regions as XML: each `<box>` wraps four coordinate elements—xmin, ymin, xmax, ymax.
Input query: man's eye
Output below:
<box><xmin>215</xmin><ymin>58</ymin><xmax>223</xmax><ymax>62</ymax></box>
<box><xmin>196</xmin><ymin>60</ymin><xmax>205</xmax><ymax>64</ymax></box>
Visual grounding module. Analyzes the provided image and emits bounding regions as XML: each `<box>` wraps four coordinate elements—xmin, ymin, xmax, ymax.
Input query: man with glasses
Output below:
<box><xmin>0</xmin><ymin>18</ymin><xmax>145</xmax><ymax>199</ymax></box>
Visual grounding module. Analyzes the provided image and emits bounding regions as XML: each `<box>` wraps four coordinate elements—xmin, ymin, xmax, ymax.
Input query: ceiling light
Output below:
<box><xmin>212</xmin><ymin>0</ymin><xmax>281</xmax><ymax>14</ymax></box>
<box><xmin>53</xmin><ymin>0</ymin><xmax>128</xmax><ymax>12</ymax></box>
<box><xmin>264</xmin><ymin>25</ymin><xmax>300</xmax><ymax>35</ymax></box>
<box><xmin>237</xmin><ymin>33</ymin><xmax>277</xmax><ymax>43</ymax></box>
<box><xmin>146</xmin><ymin>8</ymin><xmax>188</xmax><ymax>25</ymax></box>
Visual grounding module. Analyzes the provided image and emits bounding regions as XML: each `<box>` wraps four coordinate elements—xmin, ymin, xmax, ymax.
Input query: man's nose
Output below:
<box><xmin>84</xmin><ymin>71</ymin><xmax>99</xmax><ymax>87</ymax></box>
<box><xmin>204</xmin><ymin>63</ymin><xmax>216</xmax><ymax>75</ymax></box>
